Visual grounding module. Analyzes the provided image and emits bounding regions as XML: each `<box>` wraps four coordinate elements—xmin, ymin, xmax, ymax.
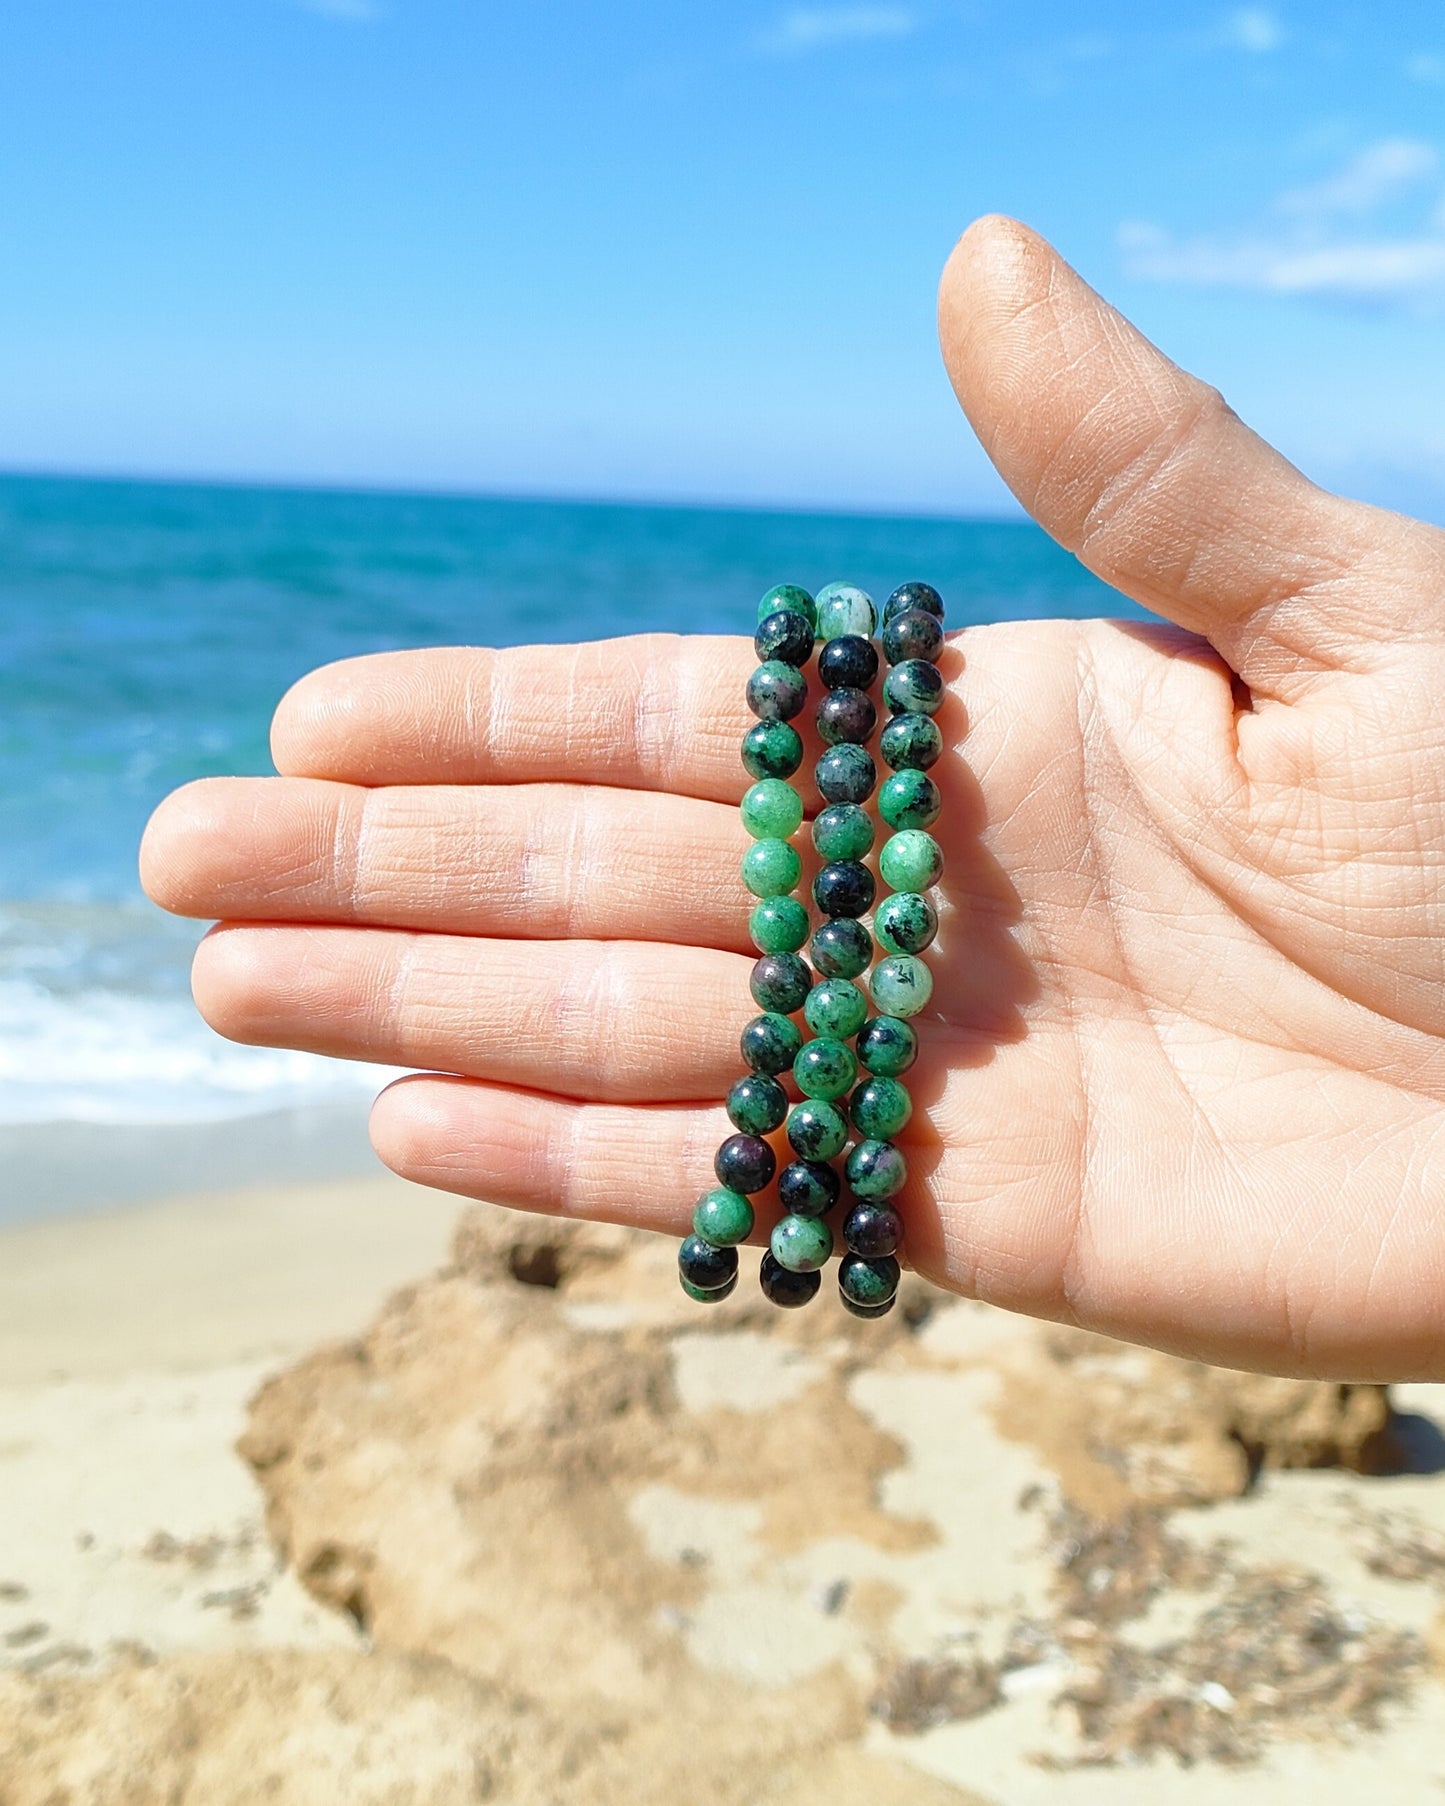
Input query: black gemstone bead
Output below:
<box><xmin>879</xmin><ymin>713</ymin><xmax>942</xmax><ymax>772</ymax></box>
<box><xmin>741</xmin><ymin>721</ymin><xmax>804</xmax><ymax>781</ymax></box>
<box><xmin>840</xmin><ymin>1292</ymin><xmax>896</xmax><ymax>1320</ymax></box>
<box><xmin>787</xmin><ymin>1099</ymin><xmax>848</xmax><ymax>1161</ymax></box>
<box><xmin>842</xmin><ymin>1199</ymin><xmax>903</xmax><ymax>1259</ymax></box>
<box><xmin>740</xmin><ymin>1011</ymin><xmax>803</xmax><ymax>1075</ymax></box>
<box><xmin>883</xmin><ymin>581</ymin><xmax>945</xmax><ymax>625</ymax></box>
<box><xmin>683</xmin><ymin>1268</ymin><xmax>739</xmax><ymax>1303</ymax></box>
<box><xmin>815</xmin><ymin>744</ymin><xmax>876</xmax><ymax>805</ymax></box>
<box><xmin>813</xmin><ymin>860</ymin><xmax>875</xmax><ymax>920</ymax></box>
<box><xmin>759</xmin><ymin>1252</ymin><xmax>823</xmax><ymax>1309</ymax></box>
<box><xmin>726</xmin><ymin>1074</ymin><xmax>788</xmax><ymax>1136</ymax></box>
<box><xmin>881</xmin><ymin>608</ymin><xmax>944</xmax><ymax>667</ymax></box>
<box><xmin>816</xmin><ymin>687</ymin><xmax>877</xmax><ymax>747</ymax></box>
<box><xmin>883</xmin><ymin>659</ymin><xmax>945</xmax><ymax>717</ymax></box>
<box><xmin>714</xmin><ymin>1133</ymin><xmax>776</xmax><ymax>1195</ymax></box>
<box><xmin>678</xmin><ymin>1235</ymin><xmax>739</xmax><ymax>1291</ymax></box>
<box><xmin>839</xmin><ymin>1251</ymin><xmax>902</xmax><ymax>1307</ymax></box>
<box><xmin>746</xmin><ymin>660</ymin><xmax>808</xmax><ymax>723</ymax></box>
<box><xmin>810</xmin><ymin>917</ymin><xmax>872</xmax><ymax>980</ymax></box>
<box><xmin>754</xmin><ymin>609</ymin><xmax>816</xmax><ymax>668</ymax></box>
<box><xmin>818</xmin><ymin>634</ymin><xmax>879</xmax><ymax>691</ymax></box>
<box><xmin>777</xmin><ymin>1159</ymin><xmax>841</xmax><ymax>1218</ymax></box>
<box><xmin>750</xmin><ymin>952</ymin><xmax>811</xmax><ymax>1015</ymax></box>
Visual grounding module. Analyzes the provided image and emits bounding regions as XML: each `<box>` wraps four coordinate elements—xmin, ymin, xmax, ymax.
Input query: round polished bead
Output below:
<box><xmin>714</xmin><ymin>1133</ymin><xmax>776</xmax><ymax>1195</ymax></box>
<box><xmin>881</xmin><ymin>607</ymin><xmax>945</xmax><ymax>667</ymax></box>
<box><xmin>742</xmin><ymin>720</ymin><xmax>804</xmax><ymax>781</ymax></box>
<box><xmin>813</xmin><ymin>859</ymin><xmax>875</xmax><ymax>920</ymax></box>
<box><xmin>741</xmin><ymin>1011</ymin><xmax>804</xmax><ymax>1075</ymax></box>
<box><xmin>884</xmin><ymin>659</ymin><xmax>945</xmax><ymax>718</ymax></box>
<box><xmin>742</xmin><ymin>837</ymin><xmax>802</xmax><ymax>898</ymax></box>
<box><xmin>839</xmin><ymin>1252</ymin><xmax>901</xmax><ymax>1306</ymax></box>
<box><xmin>841</xmin><ymin>1291</ymin><xmax>895</xmax><ymax>1320</ymax></box>
<box><xmin>883</xmin><ymin>581</ymin><xmax>944</xmax><ymax>625</ymax></box>
<box><xmin>815</xmin><ymin>744</ymin><xmax>876</xmax><ymax>805</ymax></box>
<box><xmin>759</xmin><ymin>1252</ymin><xmax>822</xmax><ymax>1308</ymax></box>
<box><xmin>679</xmin><ymin>1235</ymin><xmax>739</xmax><ymax>1291</ymax></box>
<box><xmin>857</xmin><ymin>1014</ymin><xmax>919</xmax><ymax>1076</ymax></box>
<box><xmin>741</xmin><ymin>777</ymin><xmax>804</xmax><ymax>840</ymax></box>
<box><xmin>747</xmin><ymin>660</ymin><xmax>808</xmax><ymax>723</ymax></box>
<box><xmin>815</xmin><ymin>581</ymin><xmax>877</xmax><ymax>641</ymax></box>
<box><xmin>805</xmin><ymin>977</ymin><xmax>869</xmax><ymax>1041</ymax></box>
<box><xmin>693</xmin><ymin>1187</ymin><xmax>755</xmax><ymax>1247</ymax></box>
<box><xmin>793</xmin><ymin>1036</ymin><xmax>858</xmax><ymax>1100</ymax></box>
<box><xmin>818</xmin><ymin>634</ymin><xmax>879</xmax><ymax>691</ymax></box>
<box><xmin>812</xmin><ymin>803</ymin><xmax>874</xmax><ymax>862</ymax></box>
<box><xmin>757</xmin><ymin>582</ymin><xmax>817</xmax><ymax>628</ymax></box>
<box><xmin>874</xmin><ymin>891</ymin><xmax>938</xmax><ymax>956</ymax></box>
<box><xmin>879</xmin><ymin>770</ymin><xmax>941</xmax><ymax>832</ymax></box>
<box><xmin>777</xmin><ymin>1158</ymin><xmax>841</xmax><ymax>1217</ymax></box>
<box><xmin>682</xmin><ymin>1271</ymin><xmax>739</xmax><ymax>1303</ymax></box>
<box><xmin>842</xmin><ymin>1199</ymin><xmax>903</xmax><ymax>1259</ymax></box>
<box><xmin>786</xmin><ymin>1098</ymin><xmax>849</xmax><ymax>1162</ymax></box>
<box><xmin>880</xmin><ymin>713</ymin><xmax>942</xmax><ymax>773</ymax></box>
<box><xmin>771</xmin><ymin>1213</ymin><xmax>833</xmax><ymax>1273</ymax></box>
<box><xmin>851</xmin><ymin>1076</ymin><xmax>913</xmax><ymax>1141</ymax></box>
<box><xmin>870</xmin><ymin>955</ymin><xmax>934</xmax><ymax>1018</ymax></box>
<box><xmin>726</xmin><ymin>1074</ymin><xmax>788</xmax><ymax>1137</ymax></box>
<box><xmin>750</xmin><ymin>953</ymin><xmax>812</xmax><ymax>1015</ymax></box>
<box><xmin>810</xmin><ymin>917</ymin><xmax>872</xmax><ymax>980</ymax></box>
<box><xmin>880</xmin><ymin>830</ymin><xmax>944</xmax><ymax>893</ymax></box>
<box><xmin>755</xmin><ymin>609</ymin><xmax>815</xmax><ymax>667</ymax></box>
<box><xmin>846</xmin><ymin>1139</ymin><xmax>908</xmax><ymax>1200</ymax></box>
<box><xmin>749</xmin><ymin>895</ymin><xmax>810</xmax><ymax>955</ymax></box>
<box><xmin>816</xmin><ymin>687</ymin><xmax>877</xmax><ymax>747</ymax></box>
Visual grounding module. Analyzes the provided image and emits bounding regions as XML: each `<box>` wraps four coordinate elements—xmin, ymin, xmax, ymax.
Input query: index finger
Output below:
<box><xmin>271</xmin><ymin>632</ymin><xmax>760</xmax><ymax>801</ymax></box>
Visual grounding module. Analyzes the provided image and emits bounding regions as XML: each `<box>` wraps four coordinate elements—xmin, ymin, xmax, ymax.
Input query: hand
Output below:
<box><xmin>140</xmin><ymin>216</ymin><xmax>1445</xmax><ymax>1381</ymax></box>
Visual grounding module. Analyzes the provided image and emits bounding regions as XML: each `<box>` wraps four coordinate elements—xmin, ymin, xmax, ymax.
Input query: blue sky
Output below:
<box><xmin>2</xmin><ymin>2</ymin><xmax>1443</xmax><ymax>516</ymax></box>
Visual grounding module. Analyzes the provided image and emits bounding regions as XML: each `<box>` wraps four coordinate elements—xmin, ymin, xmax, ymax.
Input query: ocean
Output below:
<box><xmin>0</xmin><ymin>472</ymin><xmax>1127</xmax><ymax>1214</ymax></box>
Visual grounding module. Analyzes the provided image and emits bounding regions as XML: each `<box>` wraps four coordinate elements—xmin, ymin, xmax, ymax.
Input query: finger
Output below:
<box><xmin>938</xmin><ymin>215</ymin><xmax>1445</xmax><ymax>695</ymax></box>
<box><xmin>191</xmin><ymin>923</ymin><xmax>748</xmax><ymax>1102</ymax></box>
<box><xmin>142</xmin><ymin>774</ymin><xmax>754</xmax><ymax>952</ymax></box>
<box><xmin>271</xmin><ymin>633</ymin><xmax>769</xmax><ymax>799</ymax></box>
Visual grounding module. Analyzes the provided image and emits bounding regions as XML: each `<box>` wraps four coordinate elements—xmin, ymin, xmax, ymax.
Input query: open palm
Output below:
<box><xmin>141</xmin><ymin>218</ymin><xmax>1445</xmax><ymax>1379</ymax></box>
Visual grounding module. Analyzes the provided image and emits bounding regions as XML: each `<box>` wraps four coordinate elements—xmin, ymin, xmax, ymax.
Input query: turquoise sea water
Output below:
<box><xmin>0</xmin><ymin>472</ymin><xmax>1127</xmax><ymax>1131</ymax></box>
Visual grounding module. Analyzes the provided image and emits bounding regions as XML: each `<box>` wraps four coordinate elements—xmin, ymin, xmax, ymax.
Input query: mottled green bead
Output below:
<box><xmin>793</xmin><ymin>1036</ymin><xmax>858</xmax><ymax>1100</ymax></box>
<box><xmin>846</xmin><ymin>1139</ymin><xmax>908</xmax><ymax>1200</ymax></box>
<box><xmin>839</xmin><ymin>1251</ymin><xmax>901</xmax><ymax>1306</ymax></box>
<box><xmin>741</xmin><ymin>777</ymin><xmax>804</xmax><ymax>840</ymax></box>
<box><xmin>757</xmin><ymin>583</ymin><xmax>817</xmax><ymax>629</ymax></box>
<box><xmin>742</xmin><ymin>720</ymin><xmax>804</xmax><ymax>782</ymax></box>
<box><xmin>787</xmin><ymin>1098</ymin><xmax>849</xmax><ymax>1162</ymax></box>
<box><xmin>750</xmin><ymin>953</ymin><xmax>812</xmax><ymax>1015</ymax></box>
<box><xmin>814</xmin><ymin>581</ymin><xmax>877</xmax><ymax>641</ymax></box>
<box><xmin>741</xmin><ymin>1011</ymin><xmax>804</xmax><ymax>1075</ymax></box>
<box><xmin>856</xmin><ymin>1014</ymin><xmax>918</xmax><ymax>1076</ymax></box>
<box><xmin>879</xmin><ymin>770</ymin><xmax>941</xmax><ymax>832</ymax></box>
<box><xmin>810</xmin><ymin>918</ymin><xmax>872</xmax><ymax>980</ymax></box>
<box><xmin>804</xmin><ymin>978</ymin><xmax>869</xmax><ymax>1041</ymax></box>
<box><xmin>747</xmin><ymin>660</ymin><xmax>808</xmax><ymax>723</ymax></box>
<box><xmin>742</xmin><ymin>838</ymin><xmax>802</xmax><ymax>898</ymax></box>
<box><xmin>679</xmin><ymin>1235</ymin><xmax>739</xmax><ymax>1289</ymax></box>
<box><xmin>759</xmin><ymin>1252</ymin><xmax>821</xmax><ymax>1308</ymax></box>
<box><xmin>749</xmin><ymin>895</ymin><xmax>810</xmax><ymax>955</ymax></box>
<box><xmin>870</xmin><ymin>956</ymin><xmax>934</xmax><ymax>1019</ymax></box>
<box><xmin>879</xmin><ymin>829</ymin><xmax>944</xmax><ymax>893</ymax></box>
<box><xmin>812</xmin><ymin>802</ymin><xmax>874</xmax><ymax>862</ymax></box>
<box><xmin>883</xmin><ymin>581</ymin><xmax>944</xmax><ymax>625</ymax></box>
<box><xmin>693</xmin><ymin>1187</ymin><xmax>754</xmax><ymax>1247</ymax></box>
<box><xmin>681</xmin><ymin>1270</ymin><xmax>739</xmax><ymax>1303</ymax></box>
<box><xmin>883</xmin><ymin>658</ymin><xmax>945</xmax><ymax>717</ymax></box>
<box><xmin>770</xmin><ymin>1212</ymin><xmax>833</xmax><ymax>1273</ymax></box>
<box><xmin>815</xmin><ymin>743</ymin><xmax>876</xmax><ymax>805</ymax></box>
<box><xmin>778</xmin><ymin>1158</ymin><xmax>840</xmax><ymax>1217</ymax></box>
<box><xmin>851</xmin><ymin>1076</ymin><xmax>913</xmax><ymax>1141</ymax></box>
<box><xmin>726</xmin><ymin>1073</ymin><xmax>788</xmax><ymax>1136</ymax></box>
<box><xmin>840</xmin><ymin>1291</ymin><xmax>895</xmax><ymax>1320</ymax></box>
<box><xmin>874</xmin><ymin>891</ymin><xmax>938</xmax><ymax>956</ymax></box>
<box><xmin>879</xmin><ymin>712</ymin><xmax>942</xmax><ymax>772</ymax></box>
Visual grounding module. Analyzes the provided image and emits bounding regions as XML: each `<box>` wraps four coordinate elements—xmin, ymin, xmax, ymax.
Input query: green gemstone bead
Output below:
<box><xmin>742</xmin><ymin>838</ymin><xmax>801</xmax><ymax>898</ymax></box>
<box><xmin>851</xmin><ymin>1076</ymin><xmax>913</xmax><ymax>1141</ymax></box>
<box><xmin>787</xmin><ymin>1098</ymin><xmax>849</xmax><ymax>1162</ymax></box>
<box><xmin>770</xmin><ymin>1212</ymin><xmax>834</xmax><ymax>1273</ymax></box>
<box><xmin>814</xmin><ymin>581</ymin><xmax>877</xmax><ymax>641</ymax></box>
<box><xmin>804</xmin><ymin>978</ymin><xmax>869</xmax><ymax>1041</ymax></box>
<box><xmin>757</xmin><ymin>583</ymin><xmax>817</xmax><ymax>628</ymax></box>
<box><xmin>793</xmin><ymin>1036</ymin><xmax>858</xmax><ymax>1100</ymax></box>
<box><xmin>839</xmin><ymin>1252</ymin><xmax>901</xmax><ymax>1307</ymax></box>
<box><xmin>879</xmin><ymin>829</ymin><xmax>944</xmax><ymax>893</ymax></box>
<box><xmin>741</xmin><ymin>1011</ymin><xmax>804</xmax><ymax>1074</ymax></box>
<box><xmin>810</xmin><ymin>918</ymin><xmax>872</xmax><ymax>980</ymax></box>
<box><xmin>749</xmin><ymin>895</ymin><xmax>810</xmax><ymax>955</ymax></box>
<box><xmin>727</xmin><ymin>1073</ymin><xmax>788</xmax><ymax>1136</ymax></box>
<box><xmin>811</xmin><ymin>802</ymin><xmax>874</xmax><ymax>862</ymax></box>
<box><xmin>879</xmin><ymin>713</ymin><xmax>942</xmax><ymax>772</ymax></box>
<box><xmin>693</xmin><ymin>1187</ymin><xmax>755</xmax><ymax>1247</ymax></box>
<box><xmin>874</xmin><ymin>892</ymin><xmax>938</xmax><ymax>956</ymax></box>
<box><xmin>857</xmin><ymin>1015</ymin><xmax>918</xmax><ymax>1076</ymax></box>
<box><xmin>742</xmin><ymin>720</ymin><xmax>804</xmax><ymax>782</ymax></box>
<box><xmin>846</xmin><ymin>1139</ymin><xmax>908</xmax><ymax>1200</ymax></box>
<box><xmin>741</xmin><ymin>778</ymin><xmax>804</xmax><ymax>840</ymax></box>
<box><xmin>681</xmin><ymin>1270</ymin><xmax>739</xmax><ymax>1303</ymax></box>
<box><xmin>870</xmin><ymin>956</ymin><xmax>934</xmax><ymax>1018</ymax></box>
<box><xmin>883</xmin><ymin>659</ymin><xmax>945</xmax><ymax>717</ymax></box>
<box><xmin>879</xmin><ymin>770</ymin><xmax>942</xmax><ymax>832</ymax></box>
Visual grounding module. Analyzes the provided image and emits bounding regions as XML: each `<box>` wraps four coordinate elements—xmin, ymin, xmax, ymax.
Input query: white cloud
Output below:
<box><xmin>299</xmin><ymin>0</ymin><xmax>381</xmax><ymax>18</ymax></box>
<box><xmin>1222</xmin><ymin>7</ymin><xmax>1283</xmax><ymax>52</ymax></box>
<box><xmin>1407</xmin><ymin>53</ymin><xmax>1445</xmax><ymax>86</ymax></box>
<box><xmin>1120</xmin><ymin>223</ymin><xmax>1445</xmax><ymax>301</ymax></box>
<box><xmin>1279</xmin><ymin>138</ymin><xmax>1438</xmax><ymax>218</ymax></box>
<box><xmin>757</xmin><ymin>6</ymin><xmax>916</xmax><ymax>55</ymax></box>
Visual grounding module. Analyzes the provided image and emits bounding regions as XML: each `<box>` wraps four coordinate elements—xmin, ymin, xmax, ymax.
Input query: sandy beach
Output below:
<box><xmin>5</xmin><ymin>1171</ymin><xmax>1445</xmax><ymax>1802</ymax></box>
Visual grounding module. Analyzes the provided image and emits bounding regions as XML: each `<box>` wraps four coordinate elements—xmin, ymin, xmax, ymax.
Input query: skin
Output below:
<box><xmin>140</xmin><ymin>216</ymin><xmax>1445</xmax><ymax>1381</ymax></box>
